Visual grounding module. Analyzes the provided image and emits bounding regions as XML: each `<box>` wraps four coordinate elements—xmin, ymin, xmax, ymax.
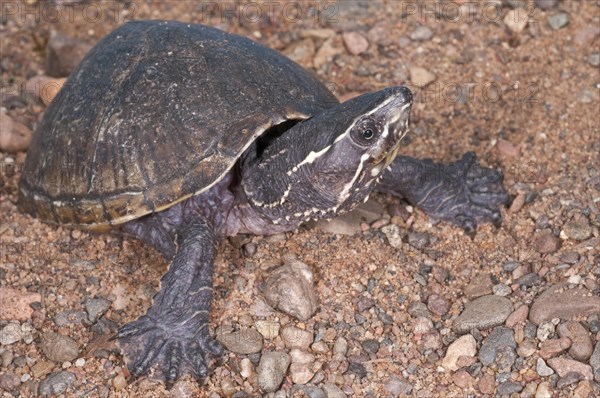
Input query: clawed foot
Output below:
<box><xmin>116</xmin><ymin>315</ymin><xmax>223</xmax><ymax>384</ymax></box>
<box><xmin>415</xmin><ymin>152</ymin><xmax>510</xmax><ymax>234</ymax></box>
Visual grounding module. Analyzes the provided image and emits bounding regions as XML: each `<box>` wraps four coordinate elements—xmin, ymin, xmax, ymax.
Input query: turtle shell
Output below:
<box><xmin>19</xmin><ymin>20</ymin><xmax>338</xmax><ymax>230</ymax></box>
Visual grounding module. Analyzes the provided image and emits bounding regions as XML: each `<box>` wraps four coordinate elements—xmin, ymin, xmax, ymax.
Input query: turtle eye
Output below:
<box><xmin>351</xmin><ymin>118</ymin><xmax>380</xmax><ymax>146</ymax></box>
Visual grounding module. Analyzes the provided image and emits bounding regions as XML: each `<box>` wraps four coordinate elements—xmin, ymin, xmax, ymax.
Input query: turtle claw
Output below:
<box><xmin>117</xmin><ymin>316</ymin><xmax>222</xmax><ymax>382</ymax></box>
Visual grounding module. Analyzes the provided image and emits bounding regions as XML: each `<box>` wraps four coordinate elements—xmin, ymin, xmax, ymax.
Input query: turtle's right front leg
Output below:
<box><xmin>117</xmin><ymin>217</ymin><xmax>223</xmax><ymax>383</ymax></box>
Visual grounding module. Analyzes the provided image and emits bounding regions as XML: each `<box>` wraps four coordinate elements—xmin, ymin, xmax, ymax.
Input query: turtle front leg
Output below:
<box><xmin>377</xmin><ymin>152</ymin><xmax>510</xmax><ymax>233</ymax></box>
<box><xmin>117</xmin><ymin>218</ymin><xmax>222</xmax><ymax>383</ymax></box>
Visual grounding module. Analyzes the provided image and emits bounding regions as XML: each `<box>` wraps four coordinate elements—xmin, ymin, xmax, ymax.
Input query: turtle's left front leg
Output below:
<box><xmin>117</xmin><ymin>217</ymin><xmax>223</xmax><ymax>383</ymax></box>
<box><xmin>377</xmin><ymin>152</ymin><xmax>510</xmax><ymax>233</ymax></box>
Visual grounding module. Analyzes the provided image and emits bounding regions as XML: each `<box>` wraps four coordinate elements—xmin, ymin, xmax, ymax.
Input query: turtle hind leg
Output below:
<box><xmin>377</xmin><ymin>152</ymin><xmax>510</xmax><ymax>233</ymax></box>
<box><xmin>117</xmin><ymin>217</ymin><xmax>223</xmax><ymax>383</ymax></box>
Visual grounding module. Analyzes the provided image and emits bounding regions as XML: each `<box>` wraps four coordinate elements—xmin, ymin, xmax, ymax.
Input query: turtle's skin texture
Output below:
<box><xmin>19</xmin><ymin>20</ymin><xmax>509</xmax><ymax>383</ymax></box>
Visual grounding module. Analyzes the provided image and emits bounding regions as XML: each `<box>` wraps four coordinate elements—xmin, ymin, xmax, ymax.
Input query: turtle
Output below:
<box><xmin>18</xmin><ymin>20</ymin><xmax>509</xmax><ymax>383</ymax></box>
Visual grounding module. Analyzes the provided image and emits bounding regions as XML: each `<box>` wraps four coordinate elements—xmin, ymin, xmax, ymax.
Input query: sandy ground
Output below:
<box><xmin>1</xmin><ymin>1</ymin><xmax>599</xmax><ymax>397</ymax></box>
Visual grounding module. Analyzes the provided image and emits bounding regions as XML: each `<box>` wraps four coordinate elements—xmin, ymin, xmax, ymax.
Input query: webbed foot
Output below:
<box><xmin>117</xmin><ymin>315</ymin><xmax>223</xmax><ymax>383</ymax></box>
<box><xmin>379</xmin><ymin>152</ymin><xmax>510</xmax><ymax>233</ymax></box>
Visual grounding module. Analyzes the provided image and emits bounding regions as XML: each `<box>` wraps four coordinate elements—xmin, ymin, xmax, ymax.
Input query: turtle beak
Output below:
<box><xmin>369</xmin><ymin>86</ymin><xmax>413</xmax><ymax>166</ymax></box>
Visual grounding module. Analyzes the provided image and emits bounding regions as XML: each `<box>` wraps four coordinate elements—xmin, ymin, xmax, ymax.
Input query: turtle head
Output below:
<box><xmin>242</xmin><ymin>86</ymin><xmax>412</xmax><ymax>225</ymax></box>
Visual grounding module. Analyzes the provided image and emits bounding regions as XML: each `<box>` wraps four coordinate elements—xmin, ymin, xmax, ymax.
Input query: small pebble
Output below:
<box><xmin>0</xmin><ymin>323</ymin><xmax>22</xmax><ymax>345</ymax></box>
<box><xmin>535</xmin><ymin>233</ymin><xmax>561</xmax><ymax>253</ymax></box>
<box><xmin>263</xmin><ymin>259</ymin><xmax>317</xmax><ymax>321</ymax></box>
<box><xmin>536</xmin><ymin>320</ymin><xmax>556</xmax><ymax>341</ymax></box>
<box><xmin>557</xmin><ymin>321</ymin><xmax>593</xmax><ymax>361</ymax></box>
<box><xmin>410</xmin><ymin>26</ymin><xmax>433</xmax><ymax>41</ymax></box>
<box><xmin>535</xmin><ymin>381</ymin><xmax>552</xmax><ymax>397</ymax></box>
<box><xmin>215</xmin><ymin>326</ymin><xmax>263</xmax><ymax>354</ymax></box>
<box><xmin>534</xmin><ymin>0</ymin><xmax>557</xmax><ymax>10</ymax></box>
<box><xmin>478</xmin><ymin>373</ymin><xmax>495</xmax><ymax>395</ymax></box>
<box><xmin>540</xmin><ymin>337</ymin><xmax>571</xmax><ymax>359</ymax></box>
<box><xmin>589</xmin><ymin>342</ymin><xmax>600</xmax><ymax>382</ymax></box>
<box><xmin>504</xmin><ymin>8</ymin><xmax>528</xmax><ymax>33</ymax></box>
<box><xmin>452</xmin><ymin>370</ymin><xmax>472</xmax><ymax>388</ymax></box>
<box><xmin>561</xmin><ymin>218</ymin><xmax>592</xmax><ymax>241</ymax></box>
<box><xmin>85</xmin><ymin>297</ymin><xmax>112</xmax><ymax>322</ymax></box>
<box><xmin>547</xmin><ymin>357</ymin><xmax>594</xmax><ymax>380</ymax></box>
<box><xmin>384</xmin><ymin>374</ymin><xmax>413</xmax><ymax>396</ymax></box>
<box><xmin>497</xmin><ymin>381</ymin><xmax>523</xmax><ymax>395</ymax></box>
<box><xmin>362</xmin><ymin>339</ymin><xmax>379</xmax><ymax>355</ymax></box>
<box><xmin>479</xmin><ymin>326</ymin><xmax>516</xmax><ymax>366</ymax></box>
<box><xmin>113</xmin><ymin>374</ymin><xmax>127</xmax><ymax>390</ymax></box>
<box><xmin>257</xmin><ymin>351</ymin><xmax>290</xmax><ymax>392</ymax></box>
<box><xmin>342</xmin><ymin>31</ymin><xmax>369</xmax><ymax>55</ymax></box>
<box><xmin>453</xmin><ymin>295</ymin><xmax>513</xmax><ymax>334</ymax></box>
<box><xmin>493</xmin><ymin>283</ymin><xmax>511</xmax><ymax>297</ymax></box>
<box><xmin>40</xmin><ymin>331</ymin><xmax>79</xmax><ymax>362</ymax></box>
<box><xmin>409</xmin><ymin>66</ymin><xmax>436</xmax><ymax>87</ymax></box>
<box><xmin>548</xmin><ymin>12</ymin><xmax>569</xmax><ymax>30</ymax></box>
<box><xmin>0</xmin><ymin>372</ymin><xmax>21</xmax><ymax>391</ymax></box>
<box><xmin>0</xmin><ymin>112</ymin><xmax>33</xmax><ymax>153</ymax></box>
<box><xmin>464</xmin><ymin>274</ymin><xmax>493</xmax><ymax>299</ymax></box>
<box><xmin>556</xmin><ymin>372</ymin><xmax>581</xmax><ymax>389</ymax></box>
<box><xmin>505</xmin><ymin>304</ymin><xmax>529</xmax><ymax>328</ymax></box>
<box><xmin>282</xmin><ymin>325</ymin><xmax>313</xmax><ymax>350</ymax></box>
<box><xmin>587</xmin><ymin>53</ymin><xmax>600</xmax><ymax>67</ymax></box>
<box><xmin>322</xmin><ymin>383</ymin><xmax>347</xmax><ymax>398</ymax></box>
<box><xmin>255</xmin><ymin>320</ymin><xmax>280</xmax><ymax>340</ymax></box>
<box><xmin>442</xmin><ymin>334</ymin><xmax>477</xmax><ymax>371</ymax></box>
<box><xmin>39</xmin><ymin>371</ymin><xmax>76</xmax><ymax>396</ymax></box>
<box><xmin>529</xmin><ymin>285</ymin><xmax>600</xmax><ymax>325</ymax></box>
<box><xmin>427</xmin><ymin>294</ymin><xmax>449</xmax><ymax>316</ymax></box>
<box><xmin>536</xmin><ymin>358</ymin><xmax>554</xmax><ymax>376</ymax></box>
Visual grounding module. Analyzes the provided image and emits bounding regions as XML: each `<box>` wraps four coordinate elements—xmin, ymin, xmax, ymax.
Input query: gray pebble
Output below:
<box><xmin>588</xmin><ymin>53</ymin><xmax>600</xmax><ymax>67</ymax></box>
<box><xmin>40</xmin><ymin>331</ymin><xmax>79</xmax><ymax>362</ymax></box>
<box><xmin>0</xmin><ymin>372</ymin><xmax>21</xmax><ymax>391</ymax></box>
<box><xmin>496</xmin><ymin>346</ymin><xmax>517</xmax><ymax>372</ymax></box>
<box><xmin>39</xmin><ymin>371</ymin><xmax>76</xmax><ymax>396</ymax></box>
<box><xmin>497</xmin><ymin>381</ymin><xmax>523</xmax><ymax>395</ymax></box>
<box><xmin>562</xmin><ymin>218</ymin><xmax>592</xmax><ymax>241</ymax></box>
<box><xmin>263</xmin><ymin>258</ymin><xmax>317</xmax><ymax>321</ymax></box>
<box><xmin>407</xmin><ymin>232</ymin><xmax>430</xmax><ymax>249</ymax></box>
<box><xmin>589</xmin><ymin>342</ymin><xmax>600</xmax><ymax>382</ymax></box>
<box><xmin>453</xmin><ymin>295</ymin><xmax>513</xmax><ymax>334</ymax></box>
<box><xmin>362</xmin><ymin>339</ymin><xmax>379</xmax><ymax>354</ymax></box>
<box><xmin>384</xmin><ymin>374</ymin><xmax>413</xmax><ymax>396</ymax></box>
<box><xmin>548</xmin><ymin>12</ymin><xmax>569</xmax><ymax>30</ymax></box>
<box><xmin>347</xmin><ymin>362</ymin><xmax>367</xmax><ymax>379</ymax></box>
<box><xmin>536</xmin><ymin>320</ymin><xmax>556</xmax><ymax>341</ymax></box>
<box><xmin>257</xmin><ymin>351</ymin><xmax>290</xmax><ymax>392</ymax></box>
<box><xmin>216</xmin><ymin>327</ymin><xmax>263</xmax><ymax>354</ymax></box>
<box><xmin>559</xmin><ymin>251</ymin><xmax>580</xmax><ymax>264</ymax></box>
<box><xmin>85</xmin><ymin>297</ymin><xmax>111</xmax><ymax>322</ymax></box>
<box><xmin>1</xmin><ymin>350</ymin><xmax>14</xmax><ymax>367</ymax></box>
<box><xmin>479</xmin><ymin>327</ymin><xmax>516</xmax><ymax>366</ymax></box>
<box><xmin>502</xmin><ymin>261</ymin><xmax>520</xmax><ymax>272</ymax></box>
<box><xmin>515</xmin><ymin>273</ymin><xmax>542</xmax><ymax>287</ymax></box>
<box><xmin>557</xmin><ymin>321</ymin><xmax>593</xmax><ymax>361</ymax></box>
<box><xmin>529</xmin><ymin>285</ymin><xmax>600</xmax><ymax>325</ymax></box>
<box><xmin>407</xmin><ymin>301</ymin><xmax>429</xmax><ymax>318</ymax></box>
<box><xmin>410</xmin><ymin>26</ymin><xmax>433</xmax><ymax>41</ymax></box>
<box><xmin>54</xmin><ymin>310</ymin><xmax>87</xmax><ymax>327</ymax></box>
<box><xmin>556</xmin><ymin>372</ymin><xmax>581</xmax><ymax>389</ymax></box>
<box><xmin>534</xmin><ymin>0</ymin><xmax>557</xmax><ymax>10</ymax></box>
<box><xmin>537</xmin><ymin>358</ymin><xmax>554</xmax><ymax>376</ymax></box>
<box><xmin>0</xmin><ymin>323</ymin><xmax>21</xmax><ymax>345</ymax></box>
<box><xmin>493</xmin><ymin>284</ymin><xmax>511</xmax><ymax>297</ymax></box>
<box><xmin>293</xmin><ymin>386</ymin><xmax>326</xmax><ymax>398</ymax></box>
<box><xmin>322</xmin><ymin>383</ymin><xmax>347</xmax><ymax>398</ymax></box>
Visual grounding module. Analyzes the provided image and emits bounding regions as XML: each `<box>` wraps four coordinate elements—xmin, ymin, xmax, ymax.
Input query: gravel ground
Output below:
<box><xmin>1</xmin><ymin>1</ymin><xmax>599</xmax><ymax>397</ymax></box>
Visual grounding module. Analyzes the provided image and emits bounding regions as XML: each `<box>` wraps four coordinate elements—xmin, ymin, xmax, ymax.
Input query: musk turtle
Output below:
<box><xmin>19</xmin><ymin>20</ymin><xmax>509</xmax><ymax>383</ymax></box>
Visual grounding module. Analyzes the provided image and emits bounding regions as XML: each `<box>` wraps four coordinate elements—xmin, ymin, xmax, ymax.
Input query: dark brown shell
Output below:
<box><xmin>19</xmin><ymin>20</ymin><xmax>337</xmax><ymax>230</ymax></box>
